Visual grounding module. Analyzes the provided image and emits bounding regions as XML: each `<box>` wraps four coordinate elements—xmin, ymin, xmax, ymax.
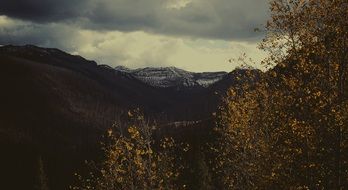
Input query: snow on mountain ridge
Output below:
<box><xmin>115</xmin><ymin>66</ymin><xmax>227</xmax><ymax>88</ymax></box>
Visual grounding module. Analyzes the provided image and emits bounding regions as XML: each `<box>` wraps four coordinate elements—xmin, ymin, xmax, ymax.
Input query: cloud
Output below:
<box><xmin>0</xmin><ymin>0</ymin><xmax>90</xmax><ymax>23</ymax></box>
<box><xmin>72</xmin><ymin>31</ymin><xmax>267</xmax><ymax>72</ymax></box>
<box><xmin>0</xmin><ymin>1</ymin><xmax>269</xmax><ymax>72</ymax></box>
<box><xmin>0</xmin><ymin>0</ymin><xmax>269</xmax><ymax>41</ymax></box>
<box><xmin>0</xmin><ymin>15</ymin><xmax>266</xmax><ymax>72</ymax></box>
<box><xmin>0</xmin><ymin>16</ymin><xmax>82</xmax><ymax>51</ymax></box>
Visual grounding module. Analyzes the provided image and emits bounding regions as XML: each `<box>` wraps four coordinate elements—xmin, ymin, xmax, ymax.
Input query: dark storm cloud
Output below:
<box><xmin>0</xmin><ymin>0</ymin><xmax>91</xmax><ymax>23</ymax></box>
<box><xmin>0</xmin><ymin>0</ymin><xmax>269</xmax><ymax>41</ymax></box>
<box><xmin>156</xmin><ymin>0</ymin><xmax>269</xmax><ymax>40</ymax></box>
<box><xmin>0</xmin><ymin>18</ymin><xmax>81</xmax><ymax>51</ymax></box>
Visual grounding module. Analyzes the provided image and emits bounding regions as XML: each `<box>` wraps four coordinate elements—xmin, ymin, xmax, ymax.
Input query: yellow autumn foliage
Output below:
<box><xmin>71</xmin><ymin>110</ymin><xmax>186</xmax><ymax>190</ymax></box>
<box><xmin>213</xmin><ymin>0</ymin><xmax>348</xmax><ymax>189</ymax></box>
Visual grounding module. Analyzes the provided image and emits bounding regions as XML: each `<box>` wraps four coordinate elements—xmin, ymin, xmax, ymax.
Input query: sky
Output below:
<box><xmin>0</xmin><ymin>0</ymin><xmax>269</xmax><ymax>72</ymax></box>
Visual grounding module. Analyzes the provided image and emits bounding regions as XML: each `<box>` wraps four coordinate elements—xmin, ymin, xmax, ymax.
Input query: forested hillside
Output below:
<box><xmin>0</xmin><ymin>44</ymin><xmax>253</xmax><ymax>189</ymax></box>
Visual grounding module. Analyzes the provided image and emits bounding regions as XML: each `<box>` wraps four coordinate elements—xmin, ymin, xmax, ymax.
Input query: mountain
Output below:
<box><xmin>0</xmin><ymin>45</ymin><xmax>260</xmax><ymax>190</ymax></box>
<box><xmin>115</xmin><ymin>66</ymin><xmax>227</xmax><ymax>89</ymax></box>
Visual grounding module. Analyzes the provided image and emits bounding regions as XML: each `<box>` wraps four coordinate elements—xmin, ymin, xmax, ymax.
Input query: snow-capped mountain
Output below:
<box><xmin>115</xmin><ymin>66</ymin><xmax>227</xmax><ymax>88</ymax></box>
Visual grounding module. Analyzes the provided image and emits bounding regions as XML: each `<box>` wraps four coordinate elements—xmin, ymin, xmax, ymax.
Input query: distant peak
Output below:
<box><xmin>115</xmin><ymin>65</ymin><xmax>132</xmax><ymax>72</ymax></box>
<box><xmin>113</xmin><ymin>65</ymin><xmax>227</xmax><ymax>88</ymax></box>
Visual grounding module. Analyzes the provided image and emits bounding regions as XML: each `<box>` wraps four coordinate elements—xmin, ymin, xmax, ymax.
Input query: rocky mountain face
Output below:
<box><xmin>115</xmin><ymin>66</ymin><xmax>227</xmax><ymax>89</ymax></box>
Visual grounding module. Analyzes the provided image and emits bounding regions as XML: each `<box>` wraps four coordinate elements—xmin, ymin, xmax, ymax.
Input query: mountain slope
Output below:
<box><xmin>0</xmin><ymin>45</ymin><xmax>259</xmax><ymax>190</ymax></box>
<box><xmin>0</xmin><ymin>45</ymin><xmax>184</xmax><ymax>189</ymax></box>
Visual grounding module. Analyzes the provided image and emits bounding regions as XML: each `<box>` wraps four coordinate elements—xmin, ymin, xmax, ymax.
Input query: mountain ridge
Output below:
<box><xmin>1</xmin><ymin>44</ymin><xmax>228</xmax><ymax>89</ymax></box>
<box><xmin>115</xmin><ymin>66</ymin><xmax>227</xmax><ymax>88</ymax></box>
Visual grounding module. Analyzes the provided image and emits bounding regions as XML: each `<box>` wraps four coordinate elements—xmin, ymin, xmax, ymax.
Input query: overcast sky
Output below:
<box><xmin>0</xmin><ymin>0</ymin><xmax>269</xmax><ymax>72</ymax></box>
